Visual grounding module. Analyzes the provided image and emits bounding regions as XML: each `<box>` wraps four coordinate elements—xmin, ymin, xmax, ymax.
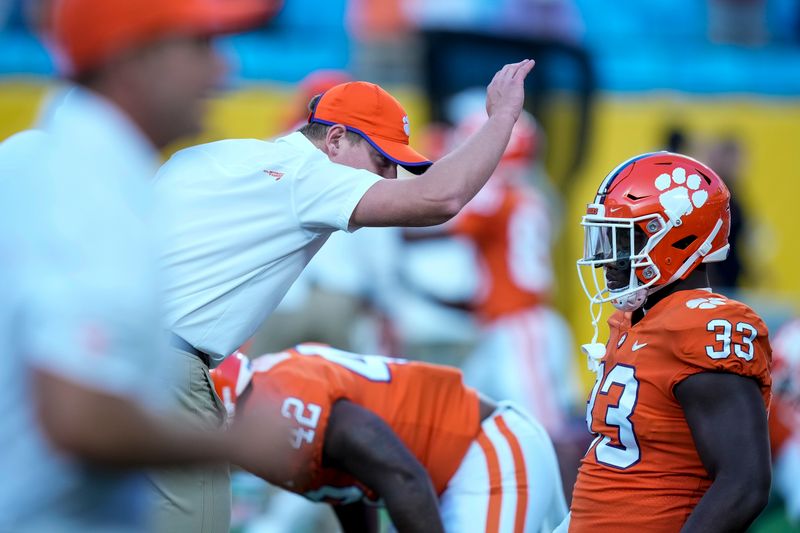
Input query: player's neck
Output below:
<box><xmin>642</xmin><ymin>267</ymin><xmax>711</xmax><ymax>313</ymax></box>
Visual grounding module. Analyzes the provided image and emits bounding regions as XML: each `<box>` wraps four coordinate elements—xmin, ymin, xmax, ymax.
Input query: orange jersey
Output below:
<box><xmin>452</xmin><ymin>175</ymin><xmax>552</xmax><ymax>322</ymax></box>
<box><xmin>769</xmin><ymin>397</ymin><xmax>799</xmax><ymax>457</ymax></box>
<box><xmin>245</xmin><ymin>344</ymin><xmax>480</xmax><ymax>502</ymax></box>
<box><xmin>570</xmin><ymin>290</ymin><xmax>772</xmax><ymax>532</ymax></box>
<box><xmin>770</xmin><ymin>318</ymin><xmax>800</xmax><ymax>456</ymax></box>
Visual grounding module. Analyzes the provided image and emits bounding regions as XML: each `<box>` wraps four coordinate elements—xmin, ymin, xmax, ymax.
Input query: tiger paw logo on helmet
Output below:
<box><xmin>686</xmin><ymin>297</ymin><xmax>727</xmax><ymax>310</ymax></box>
<box><xmin>655</xmin><ymin>167</ymin><xmax>709</xmax><ymax>222</ymax></box>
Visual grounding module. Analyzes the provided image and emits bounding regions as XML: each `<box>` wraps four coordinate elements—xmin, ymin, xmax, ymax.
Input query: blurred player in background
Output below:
<box><xmin>565</xmin><ymin>152</ymin><xmax>772</xmax><ymax>532</ymax></box>
<box><xmin>282</xmin><ymin>69</ymin><xmax>354</xmax><ymax>132</ymax></box>
<box><xmin>449</xmin><ymin>110</ymin><xmax>578</xmax><ymax>437</ymax></box>
<box><xmin>212</xmin><ymin>345</ymin><xmax>567</xmax><ymax>533</ymax></box>
<box><xmin>769</xmin><ymin>318</ymin><xmax>800</xmax><ymax>523</ymax></box>
<box><xmin>405</xmin><ymin>108</ymin><xmax>579</xmax><ymax>439</ymax></box>
<box><xmin>0</xmin><ymin>0</ymin><xmax>280</xmax><ymax>531</ymax></box>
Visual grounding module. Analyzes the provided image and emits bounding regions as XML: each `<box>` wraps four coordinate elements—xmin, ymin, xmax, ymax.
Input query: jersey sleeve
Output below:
<box><xmin>291</xmin><ymin>156</ymin><xmax>382</xmax><ymax>233</ymax></box>
<box><xmin>248</xmin><ymin>363</ymin><xmax>349</xmax><ymax>493</ymax></box>
<box><xmin>770</xmin><ymin>399</ymin><xmax>795</xmax><ymax>457</ymax></box>
<box><xmin>666</xmin><ymin>301</ymin><xmax>772</xmax><ymax>395</ymax></box>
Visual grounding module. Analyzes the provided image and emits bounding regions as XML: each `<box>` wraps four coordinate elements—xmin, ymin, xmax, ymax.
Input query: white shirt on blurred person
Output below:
<box><xmin>0</xmin><ymin>87</ymin><xmax>167</xmax><ymax>532</ymax></box>
<box><xmin>0</xmin><ymin>0</ymin><xmax>281</xmax><ymax>531</ymax></box>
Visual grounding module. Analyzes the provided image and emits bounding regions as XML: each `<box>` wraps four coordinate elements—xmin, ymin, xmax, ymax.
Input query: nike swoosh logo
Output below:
<box><xmin>631</xmin><ymin>341</ymin><xmax>648</xmax><ymax>352</ymax></box>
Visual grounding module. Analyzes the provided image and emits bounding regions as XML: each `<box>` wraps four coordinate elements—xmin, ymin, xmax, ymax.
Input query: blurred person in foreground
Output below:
<box><xmin>152</xmin><ymin>59</ymin><xmax>534</xmax><ymax>530</ymax></box>
<box><xmin>0</xmin><ymin>0</ymin><xmax>283</xmax><ymax>531</ymax></box>
<box><xmin>562</xmin><ymin>152</ymin><xmax>772</xmax><ymax>532</ymax></box>
<box><xmin>768</xmin><ymin>318</ymin><xmax>800</xmax><ymax>523</ymax></box>
<box><xmin>212</xmin><ymin>345</ymin><xmax>567</xmax><ymax>532</ymax></box>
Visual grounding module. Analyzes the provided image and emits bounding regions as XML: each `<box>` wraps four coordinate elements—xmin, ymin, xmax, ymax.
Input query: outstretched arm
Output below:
<box><xmin>324</xmin><ymin>399</ymin><xmax>444</xmax><ymax>533</ymax></box>
<box><xmin>351</xmin><ymin>60</ymin><xmax>535</xmax><ymax>228</ymax></box>
<box><xmin>35</xmin><ymin>369</ymin><xmax>287</xmax><ymax>471</ymax></box>
<box><xmin>34</xmin><ymin>368</ymin><xmax>233</xmax><ymax>466</ymax></box>
<box><xmin>675</xmin><ymin>371</ymin><xmax>771</xmax><ymax>533</ymax></box>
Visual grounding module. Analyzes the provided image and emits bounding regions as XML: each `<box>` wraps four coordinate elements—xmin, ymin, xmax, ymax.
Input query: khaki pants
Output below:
<box><xmin>148</xmin><ymin>349</ymin><xmax>230</xmax><ymax>533</ymax></box>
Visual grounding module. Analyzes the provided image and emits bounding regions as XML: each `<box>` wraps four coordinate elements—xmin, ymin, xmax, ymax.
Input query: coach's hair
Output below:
<box><xmin>298</xmin><ymin>94</ymin><xmax>363</xmax><ymax>145</ymax></box>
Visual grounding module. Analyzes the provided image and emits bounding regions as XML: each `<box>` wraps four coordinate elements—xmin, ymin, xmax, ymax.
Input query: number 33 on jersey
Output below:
<box><xmin>571</xmin><ymin>290</ymin><xmax>771</xmax><ymax>528</ymax></box>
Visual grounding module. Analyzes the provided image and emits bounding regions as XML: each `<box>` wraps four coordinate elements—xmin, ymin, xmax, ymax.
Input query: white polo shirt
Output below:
<box><xmin>155</xmin><ymin>132</ymin><xmax>382</xmax><ymax>363</ymax></box>
<box><xmin>0</xmin><ymin>87</ymin><xmax>169</xmax><ymax>531</ymax></box>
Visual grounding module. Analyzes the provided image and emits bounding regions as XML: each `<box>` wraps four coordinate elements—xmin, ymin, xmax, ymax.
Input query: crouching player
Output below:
<box><xmin>211</xmin><ymin>343</ymin><xmax>567</xmax><ymax>533</ymax></box>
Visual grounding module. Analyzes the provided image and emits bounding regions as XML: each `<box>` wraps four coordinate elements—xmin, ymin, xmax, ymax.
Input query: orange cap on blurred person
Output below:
<box><xmin>453</xmin><ymin>110</ymin><xmax>539</xmax><ymax>164</ymax></box>
<box><xmin>49</xmin><ymin>0</ymin><xmax>281</xmax><ymax>75</ymax></box>
<box><xmin>309</xmin><ymin>81</ymin><xmax>432</xmax><ymax>174</ymax></box>
<box><xmin>283</xmin><ymin>69</ymin><xmax>353</xmax><ymax>130</ymax></box>
<box><xmin>299</xmin><ymin>70</ymin><xmax>353</xmax><ymax>104</ymax></box>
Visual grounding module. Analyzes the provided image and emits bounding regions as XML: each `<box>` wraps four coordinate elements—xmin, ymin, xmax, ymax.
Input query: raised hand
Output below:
<box><xmin>485</xmin><ymin>59</ymin><xmax>535</xmax><ymax>122</ymax></box>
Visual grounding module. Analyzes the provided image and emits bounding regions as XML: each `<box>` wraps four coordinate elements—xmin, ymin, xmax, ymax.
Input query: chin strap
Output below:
<box><xmin>581</xmin><ymin>299</ymin><xmax>606</xmax><ymax>374</ymax></box>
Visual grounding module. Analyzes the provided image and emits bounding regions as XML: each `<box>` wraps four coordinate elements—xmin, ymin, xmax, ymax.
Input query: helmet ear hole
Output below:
<box><xmin>672</xmin><ymin>235</ymin><xmax>697</xmax><ymax>250</ymax></box>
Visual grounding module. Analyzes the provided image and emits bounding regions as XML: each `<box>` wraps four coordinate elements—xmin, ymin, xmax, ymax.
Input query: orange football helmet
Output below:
<box><xmin>578</xmin><ymin>151</ymin><xmax>731</xmax><ymax>311</ymax></box>
<box><xmin>576</xmin><ymin>152</ymin><xmax>731</xmax><ymax>366</ymax></box>
<box><xmin>210</xmin><ymin>351</ymin><xmax>254</xmax><ymax>416</ymax></box>
<box><xmin>452</xmin><ymin>110</ymin><xmax>539</xmax><ymax>164</ymax></box>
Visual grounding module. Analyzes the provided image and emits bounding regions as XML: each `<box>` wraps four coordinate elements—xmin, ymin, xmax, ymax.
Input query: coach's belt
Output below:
<box><xmin>169</xmin><ymin>333</ymin><xmax>211</xmax><ymax>367</ymax></box>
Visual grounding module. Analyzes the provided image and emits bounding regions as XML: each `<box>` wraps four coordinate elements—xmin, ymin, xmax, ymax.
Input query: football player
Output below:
<box><xmin>565</xmin><ymin>152</ymin><xmax>772</xmax><ymax>531</ymax></box>
<box><xmin>211</xmin><ymin>344</ymin><xmax>567</xmax><ymax>533</ymax></box>
<box><xmin>769</xmin><ymin>318</ymin><xmax>800</xmax><ymax>522</ymax></box>
<box><xmin>405</xmin><ymin>111</ymin><xmax>579</xmax><ymax>436</ymax></box>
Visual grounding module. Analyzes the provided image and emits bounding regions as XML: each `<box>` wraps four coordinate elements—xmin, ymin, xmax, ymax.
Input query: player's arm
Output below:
<box><xmin>323</xmin><ymin>399</ymin><xmax>445</xmax><ymax>533</ymax></box>
<box><xmin>34</xmin><ymin>368</ymin><xmax>283</xmax><ymax>468</ymax></box>
<box><xmin>333</xmin><ymin>501</ymin><xmax>380</xmax><ymax>533</ymax></box>
<box><xmin>350</xmin><ymin>60</ymin><xmax>534</xmax><ymax>228</ymax></box>
<box><xmin>675</xmin><ymin>371</ymin><xmax>771</xmax><ymax>533</ymax></box>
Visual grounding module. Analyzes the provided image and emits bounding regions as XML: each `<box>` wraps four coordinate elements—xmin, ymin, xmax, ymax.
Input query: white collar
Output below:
<box><xmin>277</xmin><ymin>131</ymin><xmax>322</xmax><ymax>154</ymax></box>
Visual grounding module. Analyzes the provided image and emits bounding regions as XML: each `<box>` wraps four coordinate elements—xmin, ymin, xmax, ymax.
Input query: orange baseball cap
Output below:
<box><xmin>309</xmin><ymin>81</ymin><xmax>433</xmax><ymax>174</ymax></box>
<box><xmin>50</xmin><ymin>0</ymin><xmax>281</xmax><ymax>75</ymax></box>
